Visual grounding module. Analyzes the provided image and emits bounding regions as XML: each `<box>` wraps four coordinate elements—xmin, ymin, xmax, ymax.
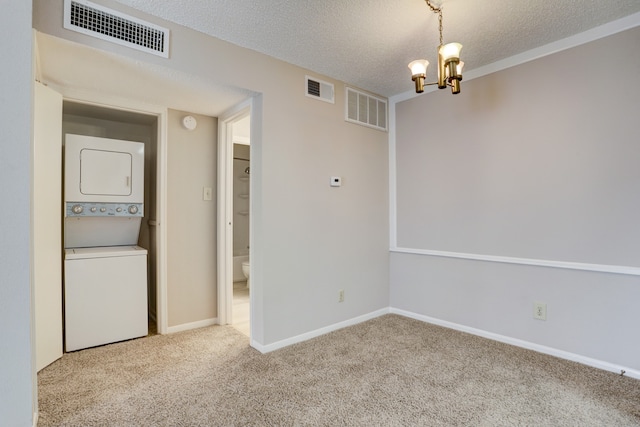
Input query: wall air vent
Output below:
<box><xmin>305</xmin><ymin>76</ymin><xmax>335</xmax><ymax>104</ymax></box>
<box><xmin>63</xmin><ymin>0</ymin><xmax>170</xmax><ymax>58</ymax></box>
<box><xmin>345</xmin><ymin>87</ymin><xmax>388</xmax><ymax>132</ymax></box>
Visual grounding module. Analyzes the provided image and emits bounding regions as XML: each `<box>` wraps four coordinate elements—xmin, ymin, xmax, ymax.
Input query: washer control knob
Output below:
<box><xmin>116</xmin><ymin>207</ymin><xmax>123</xmax><ymax>213</ymax></box>
<box><xmin>72</xmin><ymin>204</ymin><xmax>83</xmax><ymax>214</ymax></box>
<box><xmin>100</xmin><ymin>207</ymin><xmax>107</xmax><ymax>213</ymax></box>
<box><xmin>90</xmin><ymin>207</ymin><xmax>97</xmax><ymax>213</ymax></box>
<box><xmin>128</xmin><ymin>205</ymin><xmax>139</xmax><ymax>214</ymax></box>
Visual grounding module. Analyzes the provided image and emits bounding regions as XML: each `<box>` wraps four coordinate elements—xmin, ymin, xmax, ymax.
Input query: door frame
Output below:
<box><xmin>47</xmin><ymin>86</ymin><xmax>169</xmax><ymax>334</ymax></box>
<box><xmin>217</xmin><ymin>99</ymin><xmax>252</xmax><ymax>327</ymax></box>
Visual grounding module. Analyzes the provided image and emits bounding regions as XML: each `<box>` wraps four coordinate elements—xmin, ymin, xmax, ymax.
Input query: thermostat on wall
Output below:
<box><xmin>182</xmin><ymin>115</ymin><xmax>197</xmax><ymax>131</ymax></box>
<box><xmin>330</xmin><ymin>176</ymin><xmax>342</xmax><ymax>187</ymax></box>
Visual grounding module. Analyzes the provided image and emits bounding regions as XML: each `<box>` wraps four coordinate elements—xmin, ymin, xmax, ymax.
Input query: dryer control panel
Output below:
<box><xmin>66</xmin><ymin>202</ymin><xmax>144</xmax><ymax>217</ymax></box>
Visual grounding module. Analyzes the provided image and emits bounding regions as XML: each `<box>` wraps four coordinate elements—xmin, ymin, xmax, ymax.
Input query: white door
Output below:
<box><xmin>33</xmin><ymin>82</ymin><xmax>63</xmax><ymax>371</ymax></box>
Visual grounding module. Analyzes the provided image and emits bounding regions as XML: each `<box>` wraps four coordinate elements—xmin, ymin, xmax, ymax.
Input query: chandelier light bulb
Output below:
<box><xmin>439</xmin><ymin>43</ymin><xmax>463</xmax><ymax>63</ymax></box>
<box><xmin>408</xmin><ymin>59</ymin><xmax>429</xmax><ymax>77</ymax></box>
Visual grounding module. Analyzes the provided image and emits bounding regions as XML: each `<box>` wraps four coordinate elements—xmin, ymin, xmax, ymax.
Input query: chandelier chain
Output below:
<box><xmin>424</xmin><ymin>0</ymin><xmax>444</xmax><ymax>46</ymax></box>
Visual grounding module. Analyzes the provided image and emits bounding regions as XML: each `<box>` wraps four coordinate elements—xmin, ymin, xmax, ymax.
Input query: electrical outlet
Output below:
<box><xmin>338</xmin><ymin>289</ymin><xmax>344</xmax><ymax>303</ymax></box>
<box><xmin>533</xmin><ymin>302</ymin><xmax>547</xmax><ymax>320</ymax></box>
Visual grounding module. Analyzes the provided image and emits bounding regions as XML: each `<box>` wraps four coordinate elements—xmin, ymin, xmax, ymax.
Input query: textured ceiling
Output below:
<box><xmin>113</xmin><ymin>0</ymin><xmax>640</xmax><ymax>97</ymax></box>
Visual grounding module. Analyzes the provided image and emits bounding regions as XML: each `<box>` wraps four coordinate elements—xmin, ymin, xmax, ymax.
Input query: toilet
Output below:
<box><xmin>241</xmin><ymin>260</ymin><xmax>250</xmax><ymax>288</ymax></box>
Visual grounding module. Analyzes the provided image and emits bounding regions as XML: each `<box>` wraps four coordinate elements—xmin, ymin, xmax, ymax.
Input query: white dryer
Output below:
<box><xmin>63</xmin><ymin>134</ymin><xmax>148</xmax><ymax>351</ymax></box>
<box><xmin>64</xmin><ymin>134</ymin><xmax>145</xmax><ymax>248</ymax></box>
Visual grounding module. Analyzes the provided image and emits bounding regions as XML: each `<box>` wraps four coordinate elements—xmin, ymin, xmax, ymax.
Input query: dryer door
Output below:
<box><xmin>80</xmin><ymin>148</ymin><xmax>132</xmax><ymax>196</ymax></box>
<box><xmin>64</xmin><ymin>134</ymin><xmax>145</xmax><ymax>204</ymax></box>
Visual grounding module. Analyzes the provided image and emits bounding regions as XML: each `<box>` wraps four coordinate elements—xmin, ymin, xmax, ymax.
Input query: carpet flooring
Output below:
<box><xmin>232</xmin><ymin>281</ymin><xmax>250</xmax><ymax>337</ymax></box>
<box><xmin>37</xmin><ymin>314</ymin><xmax>640</xmax><ymax>426</ymax></box>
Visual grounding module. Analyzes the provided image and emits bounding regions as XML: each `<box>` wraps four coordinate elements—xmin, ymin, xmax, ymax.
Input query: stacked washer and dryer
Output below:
<box><xmin>64</xmin><ymin>134</ymin><xmax>148</xmax><ymax>352</ymax></box>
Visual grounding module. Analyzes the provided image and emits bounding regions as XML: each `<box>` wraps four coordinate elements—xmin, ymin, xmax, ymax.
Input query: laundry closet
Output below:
<box><xmin>34</xmin><ymin>83</ymin><xmax>219</xmax><ymax>371</ymax></box>
<box><xmin>62</xmin><ymin>101</ymin><xmax>159</xmax><ymax>348</ymax></box>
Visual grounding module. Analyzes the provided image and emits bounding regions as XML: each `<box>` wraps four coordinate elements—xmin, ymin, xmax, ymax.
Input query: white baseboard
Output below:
<box><xmin>165</xmin><ymin>317</ymin><xmax>218</xmax><ymax>334</ymax></box>
<box><xmin>390</xmin><ymin>307</ymin><xmax>640</xmax><ymax>380</ymax></box>
<box><xmin>251</xmin><ymin>308</ymin><xmax>390</xmax><ymax>354</ymax></box>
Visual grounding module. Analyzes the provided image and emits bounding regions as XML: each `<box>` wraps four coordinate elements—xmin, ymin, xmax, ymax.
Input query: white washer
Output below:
<box><xmin>64</xmin><ymin>246</ymin><xmax>148</xmax><ymax>352</ymax></box>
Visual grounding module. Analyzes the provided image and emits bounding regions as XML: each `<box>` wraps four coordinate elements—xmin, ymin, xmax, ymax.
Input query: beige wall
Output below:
<box><xmin>33</xmin><ymin>0</ymin><xmax>390</xmax><ymax>345</ymax></box>
<box><xmin>166</xmin><ymin>110</ymin><xmax>218</xmax><ymax>326</ymax></box>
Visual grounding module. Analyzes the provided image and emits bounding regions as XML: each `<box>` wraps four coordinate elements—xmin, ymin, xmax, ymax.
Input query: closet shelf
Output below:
<box><xmin>238</xmin><ymin>194</ymin><xmax>249</xmax><ymax>199</ymax></box>
<box><xmin>237</xmin><ymin>211</ymin><xmax>249</xmax><ymax>216</ymax></box>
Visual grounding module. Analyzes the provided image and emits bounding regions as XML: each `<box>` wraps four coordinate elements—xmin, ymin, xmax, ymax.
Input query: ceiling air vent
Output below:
<box><xmin>63</xmin><ymin>0</ymin><xmax>170</xmax><ymax>58</ymax></box>
<box><xmin>346</xmin><ymin>87</ymin><xmax>388</xmax><ymax>132</ymax></box>
<box><xmin>305</xmin><ymin>76</ymin><xmax>335</xmax><ymax>104</ymax></box>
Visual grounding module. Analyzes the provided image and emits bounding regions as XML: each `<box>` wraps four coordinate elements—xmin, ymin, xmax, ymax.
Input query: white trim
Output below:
<box><xmin>165</xmin><ymin>317</ymin><xmax>218</xmax><ymax>334</ymax></box>
<box><xmin>391</xmin><ymin>246</ymin><xmax>640</xmax><ymax>276</ymax></box>
<box><xmin>155</xmin><ymin>109</ymin><xmax>169</xmax><ymax>335</ymax></box>
<box><xmin>33</xmin><ymin>412</ymin><xmax>38</xmax><ymax>427</ymax></box>
<box><xmin>388</xmin><ymin>100</ymin><xmax>397</xmax><ymax>247</ymax></box>
<box><xmin>390</xmin><ymin>11</ymin><xmax>640</xmax><ymax>104</ymax></box>
<box><xmin>390</xmin><ymin>308</ymin><xmax>640</xmax><ymax>380</ymax></box>
<box><xmin>251</xmin><ymin>308</ymin><xmax>390</xmax><ymax>354</ymax></box>
<box><xmin>217</xmin><ymin>99</ymin><xmax>253</xmax><ymax>328</ymax></box>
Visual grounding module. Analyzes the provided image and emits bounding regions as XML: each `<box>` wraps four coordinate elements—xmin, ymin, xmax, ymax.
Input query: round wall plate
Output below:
<box><xmin>182</xmin><ymin>115</ymin><xmax>197</xmax><ymax>130</ymax></box>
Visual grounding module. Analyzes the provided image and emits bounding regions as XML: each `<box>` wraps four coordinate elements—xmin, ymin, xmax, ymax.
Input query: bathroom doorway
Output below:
<box><xmin>217</xmin><ymin>100</ymin><xmax>253</xmax><ymax>337</ymax></box>
<box><xmin>231</xmin><ymin>115</ymin><xmax>251</xmax><ymax>336</ymax></box>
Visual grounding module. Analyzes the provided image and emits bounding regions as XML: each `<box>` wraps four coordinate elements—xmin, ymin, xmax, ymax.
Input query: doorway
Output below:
<box><xmin>231</xmin><ymin>115</ymin><xmax>251</xmax><ymax>335</ymax></box>
<box><xmin>217</xmin><ymin>101</ymin><xmax>252</xmax><ymax>336</ymax></box>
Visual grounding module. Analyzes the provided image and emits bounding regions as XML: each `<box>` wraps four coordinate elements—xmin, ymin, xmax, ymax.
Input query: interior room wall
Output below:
<box><xmin>33</xmin><ymin>0</ymin><xmax>390</xmax><ymax>346</ymax></box>
<box><xmin>166</xmin><ymin>109</ymin><xmax>218</xmax><ymax>327</ymax></box>
<box><xmin>0</xmin><ymin>3</ymin><xmax>35</xmax><ymax>426</ymax></box>
<box><xmin>391</xmin><ymin>26</ymin><xmax>640</xmax><ymax>372</ymax></box>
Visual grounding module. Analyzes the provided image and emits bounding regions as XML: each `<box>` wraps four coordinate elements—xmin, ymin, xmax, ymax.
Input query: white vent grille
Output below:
<box><xmin>346</xmin><ymin>87</ymin><xmax>387</xmax><ymax>132</ymax></box>
<box><xmin>64</xmin><ymin>0</ymin><xmax>169</xmax><ymax>58</ymax></box>
<box><xmin>305</xmin><ymin>76</ymin><xmax>335</xmax><ymax>104</ymax></box>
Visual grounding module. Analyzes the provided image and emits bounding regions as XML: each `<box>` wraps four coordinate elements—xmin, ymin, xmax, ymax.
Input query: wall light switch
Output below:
<box><xmin>203</xmin><ymin>187</ymin><xmax>212</xmax><ymax>201</ymax></box>
<box><xmin>330</xmin><ymin>176</ymin><xmax>342</xmax><ymax>187</ymax></box>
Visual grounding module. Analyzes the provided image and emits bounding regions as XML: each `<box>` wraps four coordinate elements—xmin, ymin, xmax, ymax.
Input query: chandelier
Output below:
<box><xmin>408</xmin><ymin>0</ymin><xmax>463</xmax><ymax>94</ymax></box>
